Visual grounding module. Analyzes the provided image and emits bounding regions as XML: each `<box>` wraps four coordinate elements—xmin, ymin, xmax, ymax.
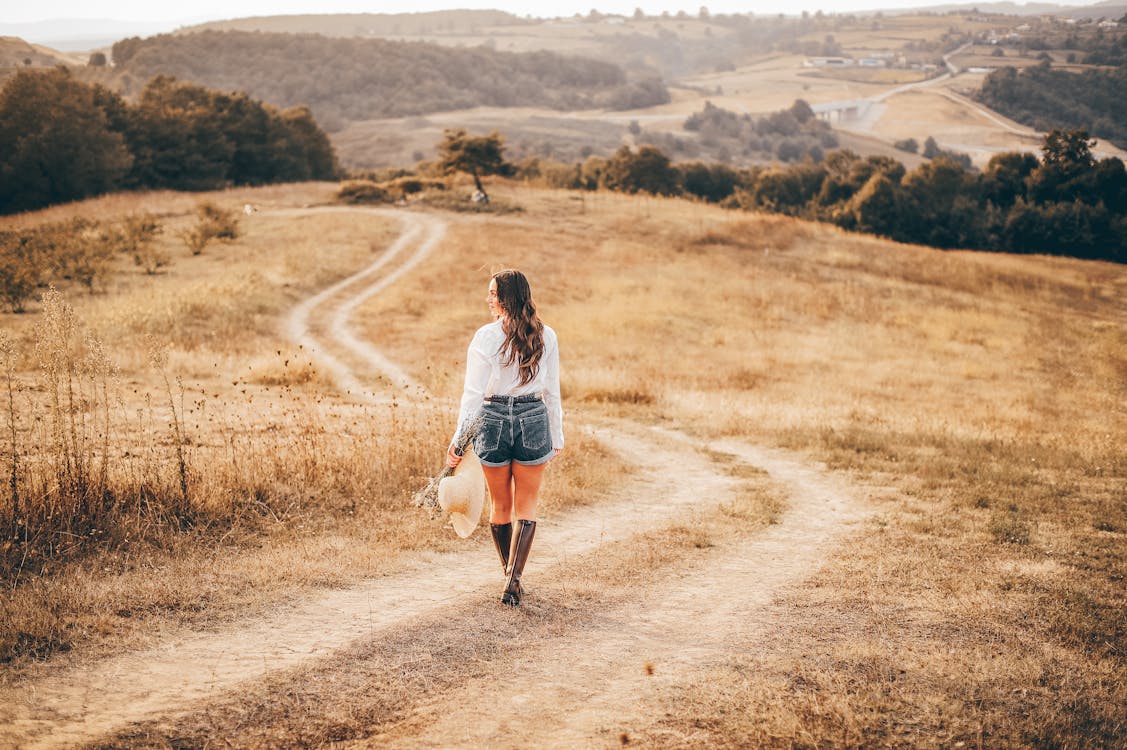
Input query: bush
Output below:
<box><xmin>336</xmin><ymin>180</ymin><xmax>392</xmax><ymax>204</ymax></box>
<box><xmin>180</xmin><ymin>202</ymin><xmax>239</xmax><ymax>255</ymax></box>
<box><xmin>894</xmin><ymin>138</ymin><xmax>919</xmax><ymax>154</ymax></box>
<box><xmin>0</xmin><ymin>236</ymin><xmax>40</xmax><ymax>313</ymax></box>
<box><xmin>102</xmin><ymin>213</ymin><xmax>166</xmax><ymax>274</ymax></box>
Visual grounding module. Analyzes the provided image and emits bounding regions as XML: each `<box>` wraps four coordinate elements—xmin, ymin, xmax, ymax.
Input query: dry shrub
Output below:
<box><xmin>180</xmin><ymin>202</ymin><xmax>240</xmax><ymax>255</ymax></box>
<box><xmin>684</xmin><ymin>214</ymin><xmax>811</xmax><ymax>253</ymax></box>
<box><xmin>382</xmin><ymin>177</ymin><xmax>445</xmax><ymax>196</ymax></box>
<box><xmin>336</xmin><ymin>180</ymin><xmax>392</xmax><ymax>204</ymax></box>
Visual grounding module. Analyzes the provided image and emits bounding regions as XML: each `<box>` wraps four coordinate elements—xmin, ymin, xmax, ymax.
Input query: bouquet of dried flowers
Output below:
<box><xmin>413</xmin><ymin>412</ymin><xmax>483</xmax><ymax>516</ymax></box>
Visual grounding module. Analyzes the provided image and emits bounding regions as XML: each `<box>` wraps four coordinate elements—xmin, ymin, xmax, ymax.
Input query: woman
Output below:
<box><xmin>446</xmin><ymin>269</ymin><xmax>563</xmax><ymax>607</ymax></box>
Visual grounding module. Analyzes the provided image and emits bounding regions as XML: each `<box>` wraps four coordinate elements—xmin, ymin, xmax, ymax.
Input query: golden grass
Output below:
<box><xmin>82</xmin><ymin>467</ymin><xmax>787</xmax><ymax>748</ymax></box>
<box><xmin>1</xmin><ymin>180</ymin><xmax>1124</xmax><ymax>747</ymax></box>
<box><xmin>339</xmin><ymin>181</ymin><xmax>1125</xmax><ymax>747</ymax></box>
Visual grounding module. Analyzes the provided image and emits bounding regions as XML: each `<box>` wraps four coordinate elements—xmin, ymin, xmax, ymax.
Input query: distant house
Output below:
<box><xmin>1098</xmin><ymin>20</ymin><xmax>1119</xmax><ymax>28</ymax></box>
<box><xmin>804</xmin><ymin>56</ymin><xmax>853</xmax><ymax>67</ymax></box>
<box><xmin>859</xmin><ymin>58</ymin><xmax>887</xmax><ymax>67</ymax></box>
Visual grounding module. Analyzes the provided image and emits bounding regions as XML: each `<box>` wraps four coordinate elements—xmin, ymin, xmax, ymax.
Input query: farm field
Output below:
<box><xmin>0</xmin><ymin>181</ymin><xmax>1123</xmax><ymax>748</ymax></box>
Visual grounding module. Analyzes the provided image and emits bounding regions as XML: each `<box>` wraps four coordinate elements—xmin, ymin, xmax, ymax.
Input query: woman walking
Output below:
<box><xmin>446</xmin><ymin>269</ymin><xmax>563</xmax><ymax>606</ymax></box>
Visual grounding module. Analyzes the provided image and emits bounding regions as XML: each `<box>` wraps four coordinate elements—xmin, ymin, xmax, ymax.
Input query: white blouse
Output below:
<box><xmin>455</xmin><ymin>319</ymin><xmax>564</xmax><ymax>450</ymax></box>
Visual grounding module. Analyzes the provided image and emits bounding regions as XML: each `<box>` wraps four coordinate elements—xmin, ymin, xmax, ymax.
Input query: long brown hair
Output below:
<box><xmin>493</xmin><ymin>269</ymin><xmax>544</xmax><ymax>386</ymax></box>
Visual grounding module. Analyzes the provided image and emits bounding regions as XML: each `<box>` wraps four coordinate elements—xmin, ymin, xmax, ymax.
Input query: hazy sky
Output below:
<box><xmin>3</xmin><ymin>0</ymin><xmax>1104</xmax><ymax>24</ymax></box>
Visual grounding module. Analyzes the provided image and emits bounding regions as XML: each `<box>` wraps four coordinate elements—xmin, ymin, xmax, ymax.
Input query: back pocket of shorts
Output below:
<box><xmin>519</xmin><ymin>413</ymin><xmax>549</xmax><ymax>452</ymax></box>
<box><xmin>474</xmin><ymin>417</ymin><xmax>503</xmax><ymax>454</ymax></box>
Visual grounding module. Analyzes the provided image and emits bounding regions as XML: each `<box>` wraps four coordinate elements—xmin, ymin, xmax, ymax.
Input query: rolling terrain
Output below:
<box><xmin>0</xmin><ymin>180</ymin><xmax>1122</xmax><ymax>747</ymax></box>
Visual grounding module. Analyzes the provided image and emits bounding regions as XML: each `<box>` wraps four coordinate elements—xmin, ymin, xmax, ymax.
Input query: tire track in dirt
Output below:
<box><xmin>281</xmin><ymin>207</ymin><xmax>446</xmax><ymax>401</ymax></box>
<box><xmin>0</xmin><ymin>207</ymin><xmax>871</xmax><ymax>749</ymax></box>
<box><xmin>366</xmin><ymin>436</ymin><xmax>871</xmax><ymax>749</ymax></box>
<box><xmin>0</xmin><ymin>426</ymin><xmax>749</xmax><ymax>750</ymax></box>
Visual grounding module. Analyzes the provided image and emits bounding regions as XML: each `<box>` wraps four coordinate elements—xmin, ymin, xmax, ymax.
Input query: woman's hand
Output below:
<box><xmin>445</xmin><ymin>443</ymin><xmax>463</xmax><ymax>468</ymax></box>
<box><xmin>550</xmin><ymin>447</ymin><xmax>562</xmax><ymax>462</ymax></box>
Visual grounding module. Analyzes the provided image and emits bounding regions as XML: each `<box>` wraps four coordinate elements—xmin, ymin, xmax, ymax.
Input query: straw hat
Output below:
<box><xmin>437</xmin><ymin>447</ymin><xmax>485</xmax><ymax>538</ymax></box>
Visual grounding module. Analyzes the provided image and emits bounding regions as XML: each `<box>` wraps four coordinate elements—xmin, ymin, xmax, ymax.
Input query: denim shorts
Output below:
<box><xmin>474</xmin><ymin>398</ymin><xmax>554</xmax><ymax>467</ymax></box>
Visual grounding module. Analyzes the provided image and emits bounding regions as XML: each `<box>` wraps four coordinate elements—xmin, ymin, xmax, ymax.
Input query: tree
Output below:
<box><xmin>1028</xmin><ymin>128</ymin><xmax>1097</xmax><ymax>205</ymax></box>
<box><xmin>437</xmin><ymin>129</ymin><xmax>509</xmax><ymax>200</ymax></box>
<box><xmin>752</xmin><ymin>164</ymin><xmax>825</xmax><ymax>214</ymax></box>
<box><xmin>0</xmin><ymin>68</ymin><xmax>131</xmax><ymax>214</ymax></box>
<box><xmin>602</xmin><ymin>145</ymin><xmax>680</xmax><ymax>196</ymax></box>
<box><xmin>680</xmin><ymin>162</ymin><xmax>741</xmax><ymax>202</ymax></box>
<box><xmin>1041</xmin><ymin>128</ymin><xmax>1095</xmax><ymax>170</ymax></box>
<box><xmin>922</xmin><ymin>136</ymin><xmax>941</xmax><ymax>159</ymax></box>
<box><xmin>87</xmin><ymin>52</ymin><xmax>107</xmax><ymax>67</ymax></box>
<box><xmin>123</xmin><ymin>76</ymin><xmax>234</xmax><ymax>190</ymax></box>
<box><xmin>899</xmin><ymin>157</ymin><xmax>984</xmax><ymax>248</ymax></box>
<box><xmin>789</xmin><ymin>99</ymin><xmax>815</xmax><ymax>124</ymax></box>
<box><xmin>848</xmin><ymin>173</ymin><xmax>901</xmax><ymax>237</ymax></box>
<box><xmin>982</xmin><ymin>151</ymin><xmax>1038</xmax><ymax>208</ymax></box>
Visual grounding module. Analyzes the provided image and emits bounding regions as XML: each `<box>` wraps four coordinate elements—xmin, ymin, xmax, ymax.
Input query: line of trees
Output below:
<box><xmin>517</xmin><ymin>128</ymin><xmax>1125</xmax><ymax>263</ymax></box>
<box><xmin>976</xmin><ymin>60</ymin><xmax>1127</xmax><ymax>150</ymax></box>
<box><xmin>108</xmin><ymin>31</ymin><xmax>670</xmax><ymax>127</ymax></box>
<box><xmin>0</xmin><ymin>68</ymin><xmax>340</xmax><ymax>215</ymax></box>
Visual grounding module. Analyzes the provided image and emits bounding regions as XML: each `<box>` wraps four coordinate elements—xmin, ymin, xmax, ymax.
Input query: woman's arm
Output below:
<box><xmin>543</xmin><ymin>328</ymin><xmax>564</xmax><ymax>452</ymax></box>
<box><xmin>453</xmin><ymin>330</ymin><xmax>492</xmax><ymax>446</ymax></box>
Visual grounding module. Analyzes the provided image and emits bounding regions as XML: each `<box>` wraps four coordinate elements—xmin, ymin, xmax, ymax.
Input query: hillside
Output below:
<box><xmin>182</xmin><ymin>9</ymin><xmax>529</xmax><ymax>37</ymax></box>
<box><xmin>0</xmin><ymin>183</ymin><xmax>1122</xmax><ymax>747</ymax></box>
<box><xmin>106</xmin><ymin>30</ymin><xmax>669</xmax><ymax>129</ymax></box>
<box><xmin>0</xmin><ymin>36</ymin><xmax>84</xmax><ymax>73</ymax></box>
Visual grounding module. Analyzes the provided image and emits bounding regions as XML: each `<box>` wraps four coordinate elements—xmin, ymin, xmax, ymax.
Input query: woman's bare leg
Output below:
<box><xmin>511</xmin><ymin>461</ymin><xmax>547</xmax><ymax>521</ymax></box>
<box><xmin>483</xmin><ymin>464</ymin><xmax>514</xmax><ymax>524</ymax></box>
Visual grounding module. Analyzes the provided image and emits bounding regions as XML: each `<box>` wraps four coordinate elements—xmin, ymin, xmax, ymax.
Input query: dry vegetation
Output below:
<box><xmin>1</xmin><ymin>180</ymin><xmax>1124</xmax><ymax>747</ymax></box>
<box><xmin>346</xmin><ymin>183</ymin><xmax>1125</xmax><ymax>747</ymax></box>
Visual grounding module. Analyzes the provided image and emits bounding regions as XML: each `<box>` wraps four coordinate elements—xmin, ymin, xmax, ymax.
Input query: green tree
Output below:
<box><xmin>602</xmin><ymin>145</ymin><xmax>680</xmax><ymax>196</ymax></box>
<box><xmin>276</xmin><ymin>106</ymin><xmax>340</xmax><ymax>181</ymax></box>
<box><xmin>680</xmin><ymin>162</ymin><xmax>741</xmax><ymax>202</ymax></box>
<box><xmin>1028</xmin><ymin>128</ymin><xmax>1100</xmax><ymax>205</ymax></box>
<box><xmin>751</xmin><ymin>163</ymin><xmax>825</xmax><ymax>214</ymax></box>
<box><xmin>899</xmin><ymin>157</ymin><xmax>984</xmax><ymax>248</ymax></box>
<box><xmin>0</xmin><ymin>69</ymin><xmax>132</xmax><ymax>214</ymax></box>
<box><xmin>123</xmin><ymin>76</ymin><xmax>234</xmax><ymax>190</ymax></box>
<box><xmin>438</xmin><ymin>129</ymin><xmax>509</xmax><ymax>199</ymax></box>
<box><xmin>982</xmin><ymin>151</ymin><xmax>1038</xmax><ymax>208</ymax></box>
<box><xmin>847</xmin><ymin>173</ymin><xmax>902</xmax><ymax>237</ymax></box>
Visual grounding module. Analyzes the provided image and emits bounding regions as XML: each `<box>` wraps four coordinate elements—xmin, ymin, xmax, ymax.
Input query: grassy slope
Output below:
<box><xmin>1</xmin><ymin>181</ymin><xmax>1124</xmax><ymax>746</ymax></box>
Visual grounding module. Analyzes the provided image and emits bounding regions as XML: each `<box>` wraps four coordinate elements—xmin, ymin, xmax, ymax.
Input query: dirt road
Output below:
<box><xmin>0</xmin><ymin>209</ymin><xmax>870</xmax><ymax>749</ymax></box>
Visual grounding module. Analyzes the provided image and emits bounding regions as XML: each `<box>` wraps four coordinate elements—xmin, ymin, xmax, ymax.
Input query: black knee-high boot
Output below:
<box><xmin>490</xmin><ymin>522</ymin><xmax>512</xmax><ymax>574</ymax></box>
<box><xmin>502</xmin><ymin>519</ymin><xmax>536</xmax><ymax>607</ymax></box>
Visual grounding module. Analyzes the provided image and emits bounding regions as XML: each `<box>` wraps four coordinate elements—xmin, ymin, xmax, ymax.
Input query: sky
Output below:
<box><xmin>1</xmin><ymin>0</ymin><xmax>1107</xmax><ymax>25</ymax></box>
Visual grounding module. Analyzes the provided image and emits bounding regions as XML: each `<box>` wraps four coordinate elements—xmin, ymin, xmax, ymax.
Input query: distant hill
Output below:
<box><xmin>876</xmin><ymin>1</ymin><xmax>1123</xmax><ymax>16</ymax></box>
<box><xmin>0</xmin><ymin>37</ymin><xmax>84</xmax><ymax>72</ymax></box>
<box><xmin>181</xmin><ymin>10</ymin><xmax>529</xmax><ymax>37</ymax></box>
<box><xmin>107</xmin><ymin>31</ymin><xmax>669</xmax><ymax>128</ymax></box>
<box><xmin>1063</xmin><ymin>0</ymin><xmax>1127</xmax><ymax>18</ymax></box>
<box><xmin>0</xmin><ymin>20</ymin><xmax>183</xmax><ymax>52</ymax></box>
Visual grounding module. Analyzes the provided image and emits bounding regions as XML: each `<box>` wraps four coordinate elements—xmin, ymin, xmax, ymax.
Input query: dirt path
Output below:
<box><xmin>282</xmin><ymin>207</ymin><xmax>446</xmax><ymax>401</ymax></box>
<box><xmin>0</xmin><ymin>209</ymin><xmax>871</xmax><ymax>749</ymax></box>
<box><xmin>368</xmin><ymin>436</ymin><xmax>869</xmax><ymax>749</ymax></box>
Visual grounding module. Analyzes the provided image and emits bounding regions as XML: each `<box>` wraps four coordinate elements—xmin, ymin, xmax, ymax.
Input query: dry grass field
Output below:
<box><xmin>1</xmin><ymin>180</ymin><xmax>1124</xmax><ymax>747</ymax></box>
